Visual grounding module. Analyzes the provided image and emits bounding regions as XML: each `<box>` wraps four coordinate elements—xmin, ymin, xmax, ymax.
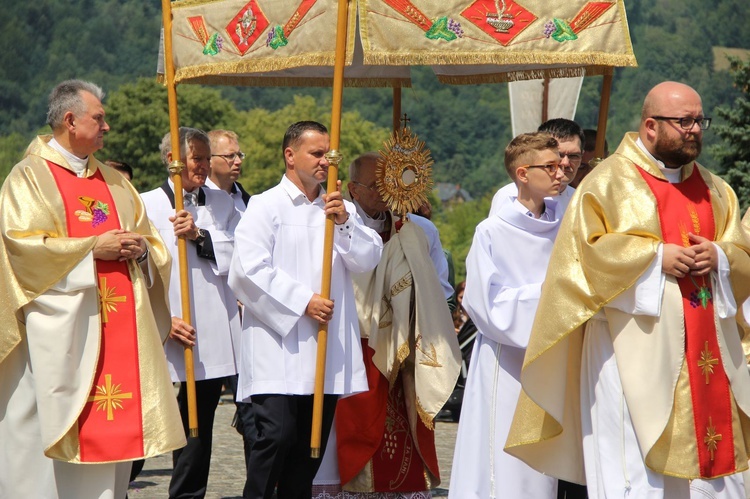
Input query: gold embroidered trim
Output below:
<box><xmin>390</xmin><ymin>271</ymin><xmax>413</xmax><ymax>298</ymax></box>
<box><xmin>99</xmin><ymin>277</ymin><xmax>127</xmax><ymax>324</ymax></box>
<box><xmin>415</xmin><ymin>333</ymin><xmax>442</xmax><ymax>368</ymax></box>
<box><xmin>688</xmin><ymin>203</ymin><xmax>701</xmax><ymax>235</ymax></box>
<box><xmin>705</xmin><ymin>417</ymin><xmax>722</xmax><ymax>461</ymax></box>
<box><xmin>87</xmin><ymin>374</ymin><xmax>133</xmax><ymax>421</ymax></box>
<box><xmin>389</xmin><ymin>341</ymin><xmax>411</xmax><ymax>388</ymax></box>
<box><xmin>698</xmin><ymin>341</ymin><xmax>718</xmax><ymax>385</ymax></box>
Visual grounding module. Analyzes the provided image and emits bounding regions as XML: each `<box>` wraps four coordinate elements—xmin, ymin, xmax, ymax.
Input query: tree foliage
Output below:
<box><xmin>234</xmin><ymin>95</ymin><xmax>391</xmax><ymax>195</ymax></box>
<box><xmin>709</xmin><ymin>58</ymin><xmax>750</xmax><ymax>210</ymax></box>
<box><xmin>99</xmin><ymin>78</ymin><xmax>239</xmax><ymax>192</ymax></box>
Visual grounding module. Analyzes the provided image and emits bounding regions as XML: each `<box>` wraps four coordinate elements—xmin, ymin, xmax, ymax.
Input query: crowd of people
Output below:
<box><xmin>1</xmin><ymin>77</ymin><xmax>750</xmax><ymax>499</ymax></box>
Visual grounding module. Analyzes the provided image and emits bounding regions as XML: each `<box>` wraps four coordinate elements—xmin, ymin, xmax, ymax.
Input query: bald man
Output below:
<box><xmin>504</xmin><ymin>81</ymin><xmax>750</xmax><ymax>498</ymax></box>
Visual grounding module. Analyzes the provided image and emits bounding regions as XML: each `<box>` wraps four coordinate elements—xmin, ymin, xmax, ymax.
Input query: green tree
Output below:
<box><xmin>234</xmin><ymin>95</ymin><xmax>391</xmax><ymax>195</ymax></box>
<box><xmin>0</xmin><ymin>133</ymin><xmax>31</xmax><ymax>180</ymax></box>
<box><xmin>432</xmin><ymin>194</ymin><xmax>492</xmax><ymax>283</ymax></box>
<box><xmin>709</xmin><ymin>58</ymin><xmax>750</xmax><ymax>210</ymax></box>
<box><xmin>99</xmin><ymin>78</ymin><xmax>239</xmax><ymax>192</ymax></box>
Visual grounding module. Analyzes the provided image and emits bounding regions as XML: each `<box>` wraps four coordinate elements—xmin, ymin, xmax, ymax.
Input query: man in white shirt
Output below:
<box><xmin>206</xmin><ymin>129</ymin><xmax>250</xmax><ymax>212</ymax></box>
<box><xmin>228</xmin><ymin>121</ymin><xmax>383</xmax><ymax>499</ymax></box>
<box><xmin>141</xmin><ymin>127</ymin><xmax>242</xmax><ymax>499</ymax></box>
<box><xmin>206</xmin><ymin>128</ymin><xmax>255</xmax><ymax>488</ymax></box>
<box><xmin>489</xmin><ymin>118</ymin><xmax>585</xmax><ymax>217</ymax></box>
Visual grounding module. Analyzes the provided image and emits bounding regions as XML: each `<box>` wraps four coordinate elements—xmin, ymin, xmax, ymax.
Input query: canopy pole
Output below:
<box><xmin>311</xmin><ymin>0</ymin><xmax>350</xmax><ymax>459</ymax></box>
<box><xmin>161</xmin><ymin>0</ymin><xmax>198</xmax><ymax>438</ymax></box>
<box><xmin>595</xmin><ymin>73</ymin><xmax>613</xmax><ymax>160</ymax></box>
<box><xmin>542</xmin><ymin>77</ymin><xmax>550</xmax><ymax>123</ymax></box>
<box><xmin>393</xmin><ymin>87</ymin><xmax>402</xmax><ymax>131</ymax></box>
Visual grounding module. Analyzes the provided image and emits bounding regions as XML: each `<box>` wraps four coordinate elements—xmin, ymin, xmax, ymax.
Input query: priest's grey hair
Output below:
<box><xmin>47</xmin><ymin>80</ymin><xmax>105</xmax><ymax>129</ymax></box>
<box><xmin>160</xmin><ymin>127</ymin><xmax>211</xmax><ymax>173</ymax></box>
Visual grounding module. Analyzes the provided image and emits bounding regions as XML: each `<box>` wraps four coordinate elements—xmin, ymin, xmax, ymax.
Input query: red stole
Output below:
<box><xmin>47</xmin><ymin>161</ymin><xmax>144</xmax><ymax>462</ymax></box>
<box><xmin>637</xmin><ymin>165</ymin><xmax>735</xmax><ymax>477</ymax></box>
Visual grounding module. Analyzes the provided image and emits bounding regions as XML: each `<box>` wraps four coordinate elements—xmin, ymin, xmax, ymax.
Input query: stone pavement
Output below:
<box><xmin>128</xmin><ymin>393</ymin><xmax>458</xmax><ymax>498</ymax></box>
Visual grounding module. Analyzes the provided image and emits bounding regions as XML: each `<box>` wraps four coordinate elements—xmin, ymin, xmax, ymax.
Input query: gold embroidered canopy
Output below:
<box><xmin>162</xmin><ymin>0</ymin><xmax>636</xmax><ymax>86</ymax></box>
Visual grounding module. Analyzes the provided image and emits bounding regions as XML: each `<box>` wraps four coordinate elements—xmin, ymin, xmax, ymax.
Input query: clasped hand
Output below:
<box><xmin>93</xmin><ymin>229</ymin><xmax>147</xmax><ymax>261</ymax></box>
<box><xmin>662</xmin><ymin>233</ymin><xmax>717</xmax><ymax>278</ymax></box>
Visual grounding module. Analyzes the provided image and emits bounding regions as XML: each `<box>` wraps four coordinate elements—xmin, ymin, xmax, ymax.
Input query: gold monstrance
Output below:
<box><xmin>376</xmin><ymin>123</ymin><xmax>434</xmax><ymax>218</ymax></box>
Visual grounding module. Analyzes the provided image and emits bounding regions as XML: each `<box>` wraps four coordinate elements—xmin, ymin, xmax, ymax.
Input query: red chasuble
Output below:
<box><xmin>47</xmin><ymin>161</ymin><xmax>144</xmax><ymax>462</ymax></box>
<box><xmin>637</xmin><ymin>165</ymin><xmax>735</xmax><ymax>478</ymax></box>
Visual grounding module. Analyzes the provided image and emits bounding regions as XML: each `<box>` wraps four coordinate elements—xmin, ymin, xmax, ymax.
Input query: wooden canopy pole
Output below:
<box><xmin>595</xmin><ymin>73</ymin><xmax>614</xmax><ymax>160</ymax></box>
<box><xmin>161</xmin><ymin>0</ymin><xmax>199</xmax><ymax>438</ymax></box>
<box><xmin>311</xmin><ymin>0</ymin><xmax>350</xmax><ymax>458</ymax></box>
<box><xmin>393</xmin><ymin>87</ymin><xmax>402</xmax><ymax>131</ymax></box>
<box><xmin>541</xmin><ymin>77</ymin><xmax>550</xmax><ymax>124</ymax></box>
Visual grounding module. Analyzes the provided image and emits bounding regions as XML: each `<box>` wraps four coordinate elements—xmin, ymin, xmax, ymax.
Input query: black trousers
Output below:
<box><xmin>169</xmin><ymin>378</ymin><xmax>224</xmax><ymax>499</ymax></box>
<box><xmin>224</xmin><ymin>374</ymin><xmax>257</xmax><ymax>491</ymax></box>
<box><xmin>243</xmin><ymin>393</ymin><xmax>338</xmax><ymax>499</ymax></box>
<box><xmin>558</xmin><ymin>479</ymin><xmax>588</xmax><ymax>498</ymax></box>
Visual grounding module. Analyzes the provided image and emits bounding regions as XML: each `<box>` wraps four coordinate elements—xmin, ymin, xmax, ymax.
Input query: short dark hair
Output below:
<box><xmin>105</xmin><ymin>160</ymin><xmax>134</xmax><ymax>179</ymax></box>
<box><xmin>282</xmin><ymin>121</ymin><xmax>328</xmax><ymax>156</ymax></box>
<box><xmin>504</xmin><ymin>132</ymin><xmax>559</xmax><ymax>179</ymax></box>
<box><xmin>538</xmin><ymin>118</ymin><xmax>585</xmax><ymax>151</ymax></box>
<box><xmin>583</xmin><ymin>128</ymin><xmax>609</xmax><ymax>155</ymax></box>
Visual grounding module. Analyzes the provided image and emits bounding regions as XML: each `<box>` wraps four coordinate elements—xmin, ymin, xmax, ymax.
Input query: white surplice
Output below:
<box><xmin>228</xmin><ymin>175</ymin><xmax>382</xmax><ymax>398</ymax></box>
<box><xmin>489</xmin><ymin>181</ymin><xmax>574</xmax><ymax>217</ymax></box>
<box><xmin>205</xmin><ymin>177</ymin><xmax>248</xmax><ymax>213</ymax></box>
<box><xmin>450</xmin><ymin>198</ymin><xmax>560</xmax><ymax>499</ymax></box>
<box><xmin>141</xmin><ymin>181</ymin><xmax>242</xmax><ymax>382</ymax></box>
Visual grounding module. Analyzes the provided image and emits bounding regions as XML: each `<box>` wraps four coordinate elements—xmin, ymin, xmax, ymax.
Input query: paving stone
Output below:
<box><xmin>129</xmin><ymin>395</ymin><xmax>458</xmax><ymax>498</ymax></box>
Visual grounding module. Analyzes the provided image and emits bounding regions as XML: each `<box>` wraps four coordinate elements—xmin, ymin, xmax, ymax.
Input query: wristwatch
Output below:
<box><xmin>194</xmin><ymin>228</ymin><xmax>207</xmax><ymax>244</ymax></box>
<box><xmin>136</xmin><ymin>247</ymin><xmax>149</xmax><ymax>263</ymax></box>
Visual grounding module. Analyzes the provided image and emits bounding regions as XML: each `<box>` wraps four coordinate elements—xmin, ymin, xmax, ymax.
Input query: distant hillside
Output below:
<box><xmin>1</xmin><ymin>0</ymin><xmax>749</xmax><ymax>197</ymax></box>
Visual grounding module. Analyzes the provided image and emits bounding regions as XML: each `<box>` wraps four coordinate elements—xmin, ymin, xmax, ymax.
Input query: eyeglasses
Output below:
<box><xmin>560</xmin><ymin>152</ymin><xmax>582</xmax><ymax>166</ymax></box>
<box><xmin>351</xmin><ymin>180</ymin><xmax>379</xmax><ymax>191</ymax></box>
<box><xmin>521</xmin><ymin>163</ymin><xmax>574</xmax><ymax>175</ymax></box>
<box><xmin>211</xmin><ymin>151</ymin><xmax>246</xmax><ymax>162</ymax></box>
<box><xmin>651</xmin><ymin>116</ymin><xmax>711</xmax><ymax>130</ymax></box>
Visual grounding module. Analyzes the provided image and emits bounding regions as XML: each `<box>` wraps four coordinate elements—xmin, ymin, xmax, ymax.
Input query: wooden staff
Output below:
<box><xmin>595</xmin><ymin>73</ymin><xmax>614</xmax><ymax>160</ymax></box>
<box><xmin>161</xmin><ymin>0</ymin><xmax>199</xmax><ymax>438</ymax></box>
<box><xmin>393</xmin><ymin>87</ymin><xmax>402</xmax><ymax>132</ymax></box>
<box><xmin>311</xmin><ymin>0</ymin><xmax>350</xmax><ymax>458</ymax></box>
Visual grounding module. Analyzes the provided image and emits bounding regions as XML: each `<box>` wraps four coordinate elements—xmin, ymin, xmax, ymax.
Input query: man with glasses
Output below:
<box><xmin>489</xmin><ymin>118</ymin><xmax>585</xmax><ymax>216</ymax></box>
<box><xmin>207</xmin><ymin>129</ymin><xmax>251</xmax><ymax>212</ymax></box>
<box><xmin>506</xmin><ymin>81</ymin><xmax>750</xmax><ymax>497</ymax></box>
<box><xmin>451</xmin><ymin>132</ymin><xmax>563</xmax><ymax>498</ymax></box>
<box><xmin>206</xmin><ymin>128</ymin><xmax>256</xmax><ymax>493</ymax></box>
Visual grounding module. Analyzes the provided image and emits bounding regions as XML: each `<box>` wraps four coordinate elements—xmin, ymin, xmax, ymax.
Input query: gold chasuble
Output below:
<box><xmin>0</xmin><ymin>136</ymin><xmax>185</xmax><ymax>463</ymax></box>
<box><xmin>505</xmin><ymin>132</ymin><xmax>750</xmax><ymax>482</ymax></box>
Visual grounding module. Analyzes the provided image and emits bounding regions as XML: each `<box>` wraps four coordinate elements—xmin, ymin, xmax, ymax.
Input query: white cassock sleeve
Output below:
<box><xmin>228</xmin><ymin>202</ymin><xmax>314</xmax><ymax>339</ymax></box>
<box><xmin>609</xmin><ymin>243</ymin><xmax>735</xmax><ymax>319</ymax></box>
<box><xmin>462</xmin><ymin>226</ymin><xmax>540</xmax><ymax>349</ymax></box>
<box><xmin>331</xmin><ymin>203</ymin><xmax>384</xmax><ymax>274</ymax></box>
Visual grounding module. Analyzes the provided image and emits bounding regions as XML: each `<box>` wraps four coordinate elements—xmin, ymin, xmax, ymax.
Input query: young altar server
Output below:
<box><xmin>449</xmin><ymin>132</ymin><xmax>565</xmax><ymax>498</ymax></box>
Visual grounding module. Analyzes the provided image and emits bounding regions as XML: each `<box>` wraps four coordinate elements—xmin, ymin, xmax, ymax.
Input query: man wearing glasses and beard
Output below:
<box><xmin>507</xmin><ymin>81</ymin><xmax>750</xmax><ymax>498</ymax></box>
